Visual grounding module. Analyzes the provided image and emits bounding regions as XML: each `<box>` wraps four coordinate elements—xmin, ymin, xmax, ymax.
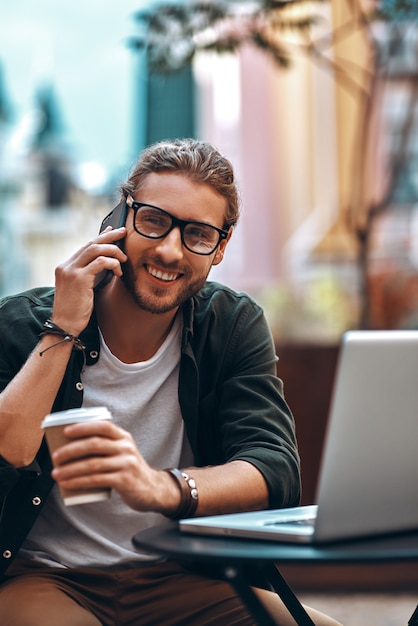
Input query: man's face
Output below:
<box><xmin>120</xmin><ymin>172</ymin><xmax>231</xmax><ymax>314</ymax></box>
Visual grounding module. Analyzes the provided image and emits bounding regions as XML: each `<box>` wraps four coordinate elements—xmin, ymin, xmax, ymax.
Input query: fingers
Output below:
<box><xmin>56</xmin><ymin>227</ymin><xmax>128</xmax><ymax>285</ymax></box>
<box><xmin>50</xmin><ymin>424</ymin><xmax>171</xmax><ymax>512</ymax></box>
<box><xmin>52</xmin><ymin>421</ymin><xmax>127</xmax><ymax>464</ymax></box>
<box><xmin>64</xmin><ymin>419</ymin><xmax>121</xmax><ymax>438</ymax></box>
<box><xmin>51</xmin><ymin>423</ymin><xmax>137</xmax><ymax>483</ymax></box>
<box><xmin>51</xmin><ymin>227</ymin><xmax>128</xmax><ymax>333</ymax></box>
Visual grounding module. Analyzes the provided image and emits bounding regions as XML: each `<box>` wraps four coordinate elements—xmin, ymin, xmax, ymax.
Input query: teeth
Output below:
<box><xmin>148</xmin><ymin>266</ymin><xmax>178</xmax><ymax>282</ymax></box>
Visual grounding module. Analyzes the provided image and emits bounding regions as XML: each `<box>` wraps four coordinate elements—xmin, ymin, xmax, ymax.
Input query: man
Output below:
<box><xmin>0</xmin><ymin>139</ymin><xmax>342</xmax><ymax>625</ymax></box>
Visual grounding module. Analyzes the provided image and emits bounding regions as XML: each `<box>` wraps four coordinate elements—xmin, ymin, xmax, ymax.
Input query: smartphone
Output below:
<box><xmin>93</xmin><ymin>199</ymin><xmax>128</xmax><ymax>290</ymax></box>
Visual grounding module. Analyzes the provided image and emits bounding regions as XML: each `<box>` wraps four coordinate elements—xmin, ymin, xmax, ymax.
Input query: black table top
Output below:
<box><xmin>133</xmin><ymin>523</ymin><xmax>418</xmax><ymax>565</ymax></box>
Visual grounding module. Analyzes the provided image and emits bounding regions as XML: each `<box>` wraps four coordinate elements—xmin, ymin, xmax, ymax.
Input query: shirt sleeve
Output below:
<box><xmin>187</xmin><ymin>288</ymin><xmax>301</xmax><ymax>509</ymax></box>
<box><xmin>219</xmin><ymin>300</ymin><xmax>301</xmax><ymax>508</ymax></box>
<box><xmin>0</xmin><ymin>289</ymin><xmax>53</xmax><ymax>494</ymax></box>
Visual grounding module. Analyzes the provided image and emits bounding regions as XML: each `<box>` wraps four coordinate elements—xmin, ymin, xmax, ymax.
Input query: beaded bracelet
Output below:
<box><xmin>39</xmin><ymin>319</ymin><xmax>86</xmax><ymax>356</ymax></box>
<box><xmin>164</xmin><ymin>468</ymin><xmax>199</xmax><ymax>520</ymax></box>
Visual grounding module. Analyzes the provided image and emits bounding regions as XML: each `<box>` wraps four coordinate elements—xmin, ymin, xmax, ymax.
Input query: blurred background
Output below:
<box><xmin>0</xmin><ymin>0</ymin><xmax>417</xmax><ymax>344</ymax></box>
<box><xmin>0</xmin><ymin>0</ymin><xmax>141</xmax><ymax>295</ymax></box>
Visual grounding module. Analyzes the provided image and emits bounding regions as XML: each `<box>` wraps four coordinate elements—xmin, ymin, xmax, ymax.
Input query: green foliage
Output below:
<box><xmin>377</xmin><ymin>0</ymin><xmax>418</xmax><ymax>21</ymax></box>
<box><xmin>251</xmin><ymin>32</ymin><xmax>291</xmax><ymax>68</ymax></box>
<box><xmin>133</xmin><ymin>0</ymin><xmax>325</xmax><ymax>73</ymax></box>
<box><xmin>257</xmin><ymin>275</ymin><xmax>358</xmax><ymax>342</ymax></box>
<box><xmin>133</xmin><ymin>0</ymin><xmax>416</xmax><ymax>75</ymax></box>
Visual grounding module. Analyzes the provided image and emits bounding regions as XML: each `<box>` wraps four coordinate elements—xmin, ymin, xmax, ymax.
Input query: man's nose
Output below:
<box><xmin>154</xmin><ymin>226</ymin><xmax>184</xmax><ymax>261</ymax></box>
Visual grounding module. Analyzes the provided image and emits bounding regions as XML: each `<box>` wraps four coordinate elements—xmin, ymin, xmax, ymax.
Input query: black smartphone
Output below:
<box><xmin>93</xmin><ymin>199</ymin><xmax>128</xmax><ymax>290</ymax></box>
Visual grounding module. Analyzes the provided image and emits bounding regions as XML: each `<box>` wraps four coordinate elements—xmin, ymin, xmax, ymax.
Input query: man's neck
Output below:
<box><xmin>95</xmin><ymin>281</ymin><xmax>180</xmax><ymax>363</ymax></box>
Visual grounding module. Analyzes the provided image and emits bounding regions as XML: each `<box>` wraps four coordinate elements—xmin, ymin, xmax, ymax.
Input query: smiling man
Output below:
<box><xmin>119</xmin><ymin>172</ymin><xmax>230</xmax><ymax>316</ymax></box>
<box><xmin>0</xmin><ymin>139</ymin><xmax>343</xmax><ymax>626</ymax></box>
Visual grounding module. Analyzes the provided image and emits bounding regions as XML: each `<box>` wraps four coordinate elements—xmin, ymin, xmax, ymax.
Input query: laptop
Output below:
<box><xmin>180</xmin><ymin>330</ymin><xmax>418</xmax><ymax>544</ymax></box>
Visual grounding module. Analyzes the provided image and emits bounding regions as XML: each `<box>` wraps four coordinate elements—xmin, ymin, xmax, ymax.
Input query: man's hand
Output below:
<box><xmin>50</xmin><ymin>419</ymin><xmax>271</xmax><ymax>517</ymax></box>
<box><xmin>50</xmin><ymin>420</ymin><xmax>181</xmax><ymax>514</ymax></box>
<box><xmin>52</xmin><ymin>227</ymin><xmax>127</xmax><ymax>337</ymax></box>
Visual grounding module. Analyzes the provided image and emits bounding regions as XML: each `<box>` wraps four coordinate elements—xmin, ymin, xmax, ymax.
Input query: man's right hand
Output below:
<box><xmin>52</xmin><ymin>227</ymin><xmax>127</xmax><ymax>337</ymax></box>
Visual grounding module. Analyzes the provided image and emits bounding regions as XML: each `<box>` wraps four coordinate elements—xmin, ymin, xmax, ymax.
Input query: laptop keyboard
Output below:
<box><xmin>265</xmin><ymin>517</ymin><xmax>316</xmax><ymax>527</ymax></box>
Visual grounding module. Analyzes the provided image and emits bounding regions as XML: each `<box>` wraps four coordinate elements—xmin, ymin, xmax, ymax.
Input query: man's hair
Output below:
<box><xmin>120</xmin><ymin>138</ymin><xmax>240</xmax><ymax>228</ymax></box>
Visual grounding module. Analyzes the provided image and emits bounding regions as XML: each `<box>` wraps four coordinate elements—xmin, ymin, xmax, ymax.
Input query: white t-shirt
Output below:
<box><xmin>19</xmin><ymin>314</ymin><xmax>193</xmax><ymax>568</ymax></box>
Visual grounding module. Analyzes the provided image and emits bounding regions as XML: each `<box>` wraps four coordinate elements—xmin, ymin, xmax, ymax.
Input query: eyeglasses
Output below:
<box><xmin>126</xmin><ymin>196</ymin><xmax>229</xmax><ymax>256</ymax></box>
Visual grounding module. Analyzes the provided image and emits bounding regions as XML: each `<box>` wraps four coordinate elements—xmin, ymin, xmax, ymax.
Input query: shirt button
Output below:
<box><xmin>76</xmin><ymin>382</ymin><xmax>83</xmax><ymax>391</ymax></box>
<box><xmin>89</xmin><ymin>350</ymin><xmax>99</xmax><ymax>360</ymax></box>
<box><xmin>2</xmin><ymin>550</ymin><xmax>12</xmax><ymax>559</ymax></box>
<box><xmin>32</xmin><ymin>496</ymin><xmax>41</xmax><ymax>506</ymax></box>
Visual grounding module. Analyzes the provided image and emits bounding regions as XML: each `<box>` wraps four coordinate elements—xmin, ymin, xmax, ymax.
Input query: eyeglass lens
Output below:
<box><xmin>135</xmin><ymin>206</ymin><xmax>222</xmax><ymax>254</ymax></box>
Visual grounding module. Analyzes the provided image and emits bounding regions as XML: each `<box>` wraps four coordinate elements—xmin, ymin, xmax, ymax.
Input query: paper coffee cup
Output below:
<box><xmin>42</xmin><ymin>406</ymin><xmax>113</xmax><ymax>506</ymax></box>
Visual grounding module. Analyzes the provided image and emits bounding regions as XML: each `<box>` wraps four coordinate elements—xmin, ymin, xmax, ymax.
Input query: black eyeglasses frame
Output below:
<box><xmin>126</xmin><ymin>196</ymin><xmax>229</xmax><ymax>256</ymax></box>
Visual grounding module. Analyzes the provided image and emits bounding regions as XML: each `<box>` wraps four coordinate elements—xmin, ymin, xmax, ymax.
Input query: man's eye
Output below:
<box><xmin>188</xmin><ymin>226</ymin><xmax>213</xmax><ymax>241</ymax></box>
<box><xmin>139</xmin><ymin>211</ymin><xmax>169</xmax><ymax>230</ymax></box>
<box><xmin>144</xmin><ymin>216</ymin><xmax>164</xmax><ymax>226</ymax></box>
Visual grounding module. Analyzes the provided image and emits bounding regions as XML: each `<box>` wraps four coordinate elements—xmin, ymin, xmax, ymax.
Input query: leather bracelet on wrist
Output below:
<box><xmin>164</xmin><ymin>468</ymin><xmax>199</xmax><ymax>520</ymax></box>
<box><xmin>39</xmin><ymin>319</ymin><xmax>86</xmax><ymax>356</ymax></box>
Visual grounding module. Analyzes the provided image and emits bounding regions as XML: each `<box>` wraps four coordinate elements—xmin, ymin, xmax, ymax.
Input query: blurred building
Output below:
<box><xmin>129</xmin><ymin>3</ymin><xmax>418</xmax><ymax>337</ymax></box>
<box><xmin>1</xmin><ymin>4</ymin><xmax>417</xmax><ymax>338</ymax></box>
<box><xmin>0</xmin><ymin>77</ymin><xmax>112</xmax><ymax>295</ymax></box>
<box><xmin>128</xmin><ymin>3</ymin><xmax>347</xmax><ymax>339</ymax></box>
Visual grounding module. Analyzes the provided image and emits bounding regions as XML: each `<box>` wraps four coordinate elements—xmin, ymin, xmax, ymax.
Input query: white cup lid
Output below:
<box><xmin>41</xmin><ymin>406</ymin><xmax>112</xmax><ymax>428</ymax></box>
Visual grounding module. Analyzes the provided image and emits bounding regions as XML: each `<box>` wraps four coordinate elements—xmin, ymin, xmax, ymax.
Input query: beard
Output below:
<box><xmin>120</xmin><ymin>256</ymin><xmax>209</xmax><ymax>314</ymax></box>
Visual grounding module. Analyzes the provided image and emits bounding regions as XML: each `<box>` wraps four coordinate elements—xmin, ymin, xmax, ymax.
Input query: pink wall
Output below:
<box><xmin>207</xmin><ymin>46</ymin><xmax>288</xmax><ymax>294</ymax></box>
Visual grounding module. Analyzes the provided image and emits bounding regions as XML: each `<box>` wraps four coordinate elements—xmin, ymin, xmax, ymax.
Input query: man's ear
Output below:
<box><xmin>212</xmin><ymin>227</ymin><xmax>233</xmax><ymax>266</ymax></box>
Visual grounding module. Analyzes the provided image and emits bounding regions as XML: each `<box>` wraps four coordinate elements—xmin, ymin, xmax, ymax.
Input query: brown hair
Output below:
<box><xmin>120</xmin><ymin>138</ymin><xmax>240</xmax><ymax>228</ymax></box>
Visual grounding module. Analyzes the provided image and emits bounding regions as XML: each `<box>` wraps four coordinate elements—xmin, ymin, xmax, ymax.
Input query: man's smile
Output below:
<box><xmin>145</xmin><ymin>264</ymin><xmax>182</xmax><ymax>283</ymax></box>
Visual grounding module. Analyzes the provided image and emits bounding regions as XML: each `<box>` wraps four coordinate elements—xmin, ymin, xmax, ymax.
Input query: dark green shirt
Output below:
<box><xmin>0</xmin><ymin>282</ymin><xmax>300</xmax><ymax>576</ymax></box>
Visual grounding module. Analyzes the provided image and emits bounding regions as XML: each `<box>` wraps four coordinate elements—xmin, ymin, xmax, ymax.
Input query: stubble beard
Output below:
<box><xmin>120</xmin><ymin>257</ymin><xmax>209</xmax><ymax>314</ymax></box>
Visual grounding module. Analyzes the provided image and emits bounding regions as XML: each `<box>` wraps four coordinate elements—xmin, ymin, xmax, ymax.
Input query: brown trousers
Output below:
<box><xmin>0</xmin><ymin>557</ymin><xmax>255</xmax><ymax>626</ymax></box>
